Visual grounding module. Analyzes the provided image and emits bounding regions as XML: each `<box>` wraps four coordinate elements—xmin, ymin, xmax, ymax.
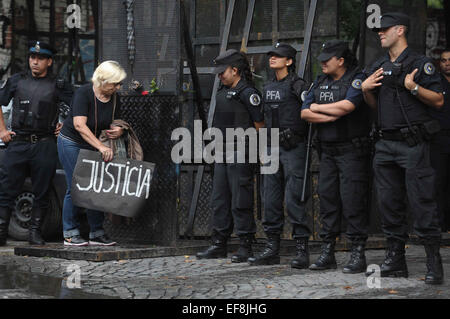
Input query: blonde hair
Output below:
<box><xmin>92</xmin><ymin>61</ymin><xmax>127</xmax><ymax>88</ymax></box>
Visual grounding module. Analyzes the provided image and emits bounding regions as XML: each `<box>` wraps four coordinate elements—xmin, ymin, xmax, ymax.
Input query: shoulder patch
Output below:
<box><xmin>352</xmin><ymin>79</ymin><xmax>363</xmax><ymax>90</ymax></box>
<box><xmin>424</xmin><ymin>62</ymin><xmax>435</xmax><ymax>76</ymax></box>
<box><xmin>249</xmin><ymin>93</ymin><xmax>261</xmax><ymax>106</ymax></box>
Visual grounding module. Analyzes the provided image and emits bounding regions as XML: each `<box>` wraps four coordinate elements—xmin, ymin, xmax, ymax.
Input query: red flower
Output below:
<box><xmin>141</xmin><ymin>90</ymin><xmax>149</xmax><ymax>96</ymax></box>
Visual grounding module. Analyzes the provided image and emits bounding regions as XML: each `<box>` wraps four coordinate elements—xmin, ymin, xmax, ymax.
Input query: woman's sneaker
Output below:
<box><xmin>89</xmin><ymin>234</ymin><xmax>117</xmax><ymax>246</ymax></box>
<box><xmin>64</xmin><ymin>236</ymin><xmax>89</xmax><ymax>247</ymax></box>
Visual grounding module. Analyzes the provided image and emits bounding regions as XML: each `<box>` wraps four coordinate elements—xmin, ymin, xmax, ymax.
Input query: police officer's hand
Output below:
<box><xmin>98</xmin><ymin>145</ymin><xmax>114</xmax><ymax>162</ymax></box>
<box><xmin>404</xmin><ymin>68</ymin><xmax>419</xmax><ymax>90</ymax></box>
<box><xmin>310</xmin><ymin>103</ymin><xmax>320</xmax><ymax>113</ymax></box>
<box><xmin>0</xmin><ymin>129</ymin><xmax>15</xmax><ymax>143</ymax></box>
<box><xmin>54</xmin><ymin>123</ymin><xmax>63</xmax><ymax>136</ymax></box>
<box><xmin>105</xmin><ymin>126</ymin><xmax>124</xmax><ymax>140</ymax></box>
<box><xmin>361</xmin><ymin>68</ymin><xmax>384</xmax><ymax>92</ymax></box>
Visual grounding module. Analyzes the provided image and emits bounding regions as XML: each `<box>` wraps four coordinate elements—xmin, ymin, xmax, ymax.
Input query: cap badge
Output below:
<box><xmin>275</xmin><ymin>43</ymin><xmax>280</xmax><ymax>48</ymax></box>
<box><xmin>35</xmin><ymin>41</ymin><xmax>40</xmax><ymax>53</ymax></box>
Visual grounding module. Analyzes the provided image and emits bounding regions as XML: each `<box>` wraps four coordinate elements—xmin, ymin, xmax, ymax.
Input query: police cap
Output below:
<box><xmin>267</xmin><ymin>43</ymin><xmax>297</xmax><ymax>59</ymax></box>
<box><xmin>372</xmin><ymin>12</ymin><xmax>410</xmax><ymax>32</ymax></box>
<box><xmin>29</xmin><ymin>40</ymin><xmax>56</xmax><ymax>58</ymax></box>
<box><xmin>212</xmin><ymin>49</ymin><xmax>244</xmax><ymax>74</ymax></box>
<box><xmin>317</xmin><ymin>40</ymin><xmax>349</xmax><ymax>62</ymax></box>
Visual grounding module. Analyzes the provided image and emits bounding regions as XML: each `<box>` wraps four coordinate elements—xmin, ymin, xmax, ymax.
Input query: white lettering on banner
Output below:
<box><xmin>75</xmin><ymin>160</ymin><xmax>153</xmax><ymax>199</ymax></box>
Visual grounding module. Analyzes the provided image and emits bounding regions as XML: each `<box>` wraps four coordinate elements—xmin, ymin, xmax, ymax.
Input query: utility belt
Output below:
<box><xmin>11</xmin><ymin>134</ymin><xmax>55</xmax><ymax>144</ymax></box>
<box><xmin>316</xmin><ymin>137</ymin><xmax>371</xmax><ymax>157</ymax></box>
<box><xmin>378</xmin><ymin>120</ymin><xmax>441</xmax><ymax>147</ymax></box>
<box><xmin>278</xmin><ymin>128</ymin><xmax>305</xmax><ymax>151</ymax></box>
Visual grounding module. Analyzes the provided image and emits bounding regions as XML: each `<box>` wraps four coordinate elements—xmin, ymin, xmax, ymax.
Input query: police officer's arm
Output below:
<box><xmin>362</xmin><ymin>68</ymin><xmax>384</xmax><ymax>109</ymax></box>
<box><xmin>0</xmin><ymin>76</ymin><xmax>18</xmax><ymax>142</ymax></box>
<box><xmin>311</xmin><ymin>74</ymin><xmax>366</xmax><ymax>117</ymax></box>
<box><xmin>309</xmin><ymin>100</ymin><xmax>355</xmax><ymax>117</ymax></box>
<box><xmin>242</xmin><ymin>88</ymin><xmax>265</xmax><ymax>130</ymax></box>
<box><xmin>300</xmin><ymin>87</ymin><xmax>339</xmax><ymax>123</ymax></box>
<box><xmin>404</xmin><ymin>68</ymin><xmax>444</xmax><ymax>109</ymax></box>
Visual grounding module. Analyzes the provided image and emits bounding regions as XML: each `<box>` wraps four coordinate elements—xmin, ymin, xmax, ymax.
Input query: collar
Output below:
<box><xmin>392</xmin><ymin>47</ymin><xmax>411</xmax><ymax>64</ymax></box>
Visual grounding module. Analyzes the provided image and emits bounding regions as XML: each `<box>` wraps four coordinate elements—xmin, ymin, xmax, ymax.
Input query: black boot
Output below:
<box><xmin>424</xmin><ymin>242</ymin><xmax>444</xmax><ymax>285</ymax></box>
<box><xmin>290</xmin><ymin>238</ymin><xmax>310</xmax><ymax>269</ymax></box>
<box><xmin>309</xmin><ymin>241</ymin><xmax>337</xmax><ymax>270</ymax></box>
<box><xmin>342</xmin><ymin>242</ymin><xmax>367</xmax><ymax>274</ymax></box>
<box><xmin>0</xmin><ymin>207</ymin><xmax>11</xmax><ymax>246</ymax></box>
<box><xmin>196</xmin><ymin>233</ymin><xmax>227</xmax><ymax>259</ymax></box>
<box><xmin>379</xmin><ymin>238</ymin><xmax>408</xmax><ymax>278</ymax></box>
<box><xmin>248</xmin><ymin>233</ymin><xmax>280</xmax><ymax>265</ymax></box>
<box><xmin>28</xmin><ymin>207</ymin><xmax>46</xmax><ymax>246</ymax></box>
<box><xmin>231</xmin><ymin>234</ymin><xmax>254</xmax><ymax>263</ymax></box>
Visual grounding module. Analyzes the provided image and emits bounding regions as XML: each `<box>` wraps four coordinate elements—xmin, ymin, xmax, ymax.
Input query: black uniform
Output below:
<box><xmin>368</xmin><ymin>47</ymin><xmax>443</xmax><ymax>243</ymax></box>
<box><xmin>210</xmin><ymin>79</ymin><xmax>263</xmax><ymax>240</ymax></box>
<box><xmin>429</xmin><ymin>74</ymin><xmax>450</xmax><ymax>231</ymax></box>
<box><xmin>262</xmin><ymin>72</ymin><xmax>310</xmax><ymax>239</ymax></box>
<box><xmin>304</xmin><ymin>68</ymin><xmax>371</xmax><ymax>244</ymax></box>
<box><xmin>0</xmin><ymin>68</ymin><xmax>72</xmax><ymax>244</ymax></box>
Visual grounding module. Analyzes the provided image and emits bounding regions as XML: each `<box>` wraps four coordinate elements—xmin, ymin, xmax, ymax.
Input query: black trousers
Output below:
<box><xmin>262</xmin><ymin>142</ymin><xmax>311</xmax><ymax>239</ymax></box>
<box><xmin>318</xmin><ymin>144</ymin><xmax>370</xmax><ymax>243</ymax></box>
<box><xmin>210</xmin><ymin>161</ymin><xmax>256</xmax><ymax>239</ymax></box>
<box><xmin>373</xmin><ymin>139</ymin><xmax>441</xmax><ymax>242</ymax></box>
<box><xmin>0</xmin><ymin>139</ymin><xmax>57</xmax><ymax>211</ymax></box>
<box><xmin>430</xmin><ymin>132</ymin><xmax>450</xmax><ymax>231</ymax></box>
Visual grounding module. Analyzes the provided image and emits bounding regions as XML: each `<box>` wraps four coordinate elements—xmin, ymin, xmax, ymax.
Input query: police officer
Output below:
<box><xmin>429</xmin><ymin>49</ymin><xmax>450</xmax><ymax>232</ymax></box>
<box><xmin>0</xmin><ymin>41</ymin><xmax>72</xmax><ymax>246</ymax></box>
<box><xmin>248</xmin><ymin>43</ymin><xmax>311</xmax><ymax>268</ymax></box>
<box><xmin>362</xmin><ymin>13</ymin><xmax>445</xmax><ymax>284</ymax></box>
<box><xmin>196</xmin><ymin>49</ymin><xmax>264</xmax><ymax>262</ymax></box>
<box><xmin>301</xmin><ymin>40</ymin><xmax>371</xmax><ymax>273</ymax></box>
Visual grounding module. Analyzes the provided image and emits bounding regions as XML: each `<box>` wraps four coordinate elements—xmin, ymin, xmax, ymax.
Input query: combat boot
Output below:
<box><xmin>28</xmin><ymin>207</ymin><xmax>46</xmax><ymax>246</ymax></box>
<box><xmin>379</xmin><ymin>238</ymin><xmax>408</xmax><ymax>278</ymax></box>
<box><xmin>290</xmin><ymin>238</ymin><xmax>310</xmax><ymax>269</ymax></box>
<box><xmin>248</xmin><ymin>233</ymin><xmax>280</xmax><ymax>265</ymax></box>
<box><xmin>196</xmin><ymin>233</ymin><xmax>227</xmax><ymax>259</ymax></box>
<box><xmin>342</xmin><ymin>242</ymin><xmax>367</xmax><ymax>274</ymax></box>
<box><xmin>231</xmin><ymin>234</ymin><xmax>254</xmax><ymax>263</ymax></box>
<box><xmin>424</xmin><ymin>242</ymin><xmax>444</xmax><ymax>285</ymax></box>
<box><xmin>309</xmin><ymin>241</ymin><xmax>337</xmax><ymax>270</ymax></box>
<box><xmin>0</xmin><ymin>207</ymin><xmax>11</xmax><ymax>246</ymax></box>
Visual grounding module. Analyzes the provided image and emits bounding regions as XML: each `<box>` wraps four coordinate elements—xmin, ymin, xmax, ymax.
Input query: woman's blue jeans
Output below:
<box><xmin>57</xmin><ymin>135</ymin><xmax>105</xmax><ymax>239</ymax></box>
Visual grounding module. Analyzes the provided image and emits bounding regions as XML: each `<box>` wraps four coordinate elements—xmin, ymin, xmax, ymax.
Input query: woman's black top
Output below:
<box><xmin>60</xmin><ymin>83</ymin><xmax>121</xmax><ymax>149</ymax></box>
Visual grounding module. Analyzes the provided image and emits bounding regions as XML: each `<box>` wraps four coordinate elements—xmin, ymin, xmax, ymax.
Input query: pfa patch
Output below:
<box><xmin>249</xmin><ymin>93</ymin><xmax>261</xmax><ymax>106</ymax></box>
<box><xmin>424</xmin><ymin>62</ymin><xmax>435</xmax><ymax>75</ymax></box>
<box><xmin>352</xmin><ymin>79</ymin><xmax>362</xmax><ymax>90</ymax></box>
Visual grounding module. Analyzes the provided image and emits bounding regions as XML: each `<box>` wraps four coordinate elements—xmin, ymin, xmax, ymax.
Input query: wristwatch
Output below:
<box><xmin>411</xmin><ymin>84</ymin><xmax>419</xmax><ymax>96</ymax></box>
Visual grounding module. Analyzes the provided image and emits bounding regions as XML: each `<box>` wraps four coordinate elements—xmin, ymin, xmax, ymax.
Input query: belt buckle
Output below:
<box><xmin>30</xmin><ymin>134</ymin><xmax>38</xmax><ymax>144</ymax></box>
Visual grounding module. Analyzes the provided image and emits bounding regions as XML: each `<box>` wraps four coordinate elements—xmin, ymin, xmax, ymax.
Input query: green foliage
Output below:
<box><xmin>428</xmin><ymin>0</ymin><xmax>443</xmax><ymax>9</ymax></box>
<box><xmin>149</xmin><ymin>78</ymin><xmax>159</xmax><ymax>94</ymax></box>
<box><xmin>339</xmin><ymin>0</ymin><xmax>362</xmax><ymax>41</ymax></box>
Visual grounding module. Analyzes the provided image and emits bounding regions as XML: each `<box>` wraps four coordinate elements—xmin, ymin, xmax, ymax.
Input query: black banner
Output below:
<box><xmin>71</xmin><ymin>149</ymin><xmax>156</xmax><ymax>218</ymax></box>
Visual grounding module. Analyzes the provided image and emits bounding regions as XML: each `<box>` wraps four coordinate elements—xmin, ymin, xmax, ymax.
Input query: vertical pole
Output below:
<box><xmin>185</xmin><ymin>0</ymin><xmax>236</xmax><ymax>237</ymax></box>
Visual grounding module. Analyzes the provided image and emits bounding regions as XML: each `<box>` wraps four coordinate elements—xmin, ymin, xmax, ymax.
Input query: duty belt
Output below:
<box><xmin>319</xmin><ymin>141</ymin><xmax>355</xmax><ymax>156</ymax></box>
<box><xmin>378</xmin><ymin>130</ymin><xmax>404</xmax><ymax>141</ymax></box>
<box><xmin>11</xmin><ymin>134</ymin><xmax>54</xmax><ymax>144</ymax></box>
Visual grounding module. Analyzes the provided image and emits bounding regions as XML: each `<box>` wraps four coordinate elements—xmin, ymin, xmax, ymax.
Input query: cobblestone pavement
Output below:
<box><xmin>0</xmin><ymin>244</ymin><xmax>448</xmax><ymax>299</ymax></box>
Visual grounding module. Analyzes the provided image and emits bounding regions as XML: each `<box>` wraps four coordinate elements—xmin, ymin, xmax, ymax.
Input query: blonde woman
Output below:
<box><xmin>58</xmin><ymin>61</ymin><xmax>126</xmax><ymax>246</ymax></box>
